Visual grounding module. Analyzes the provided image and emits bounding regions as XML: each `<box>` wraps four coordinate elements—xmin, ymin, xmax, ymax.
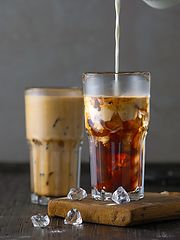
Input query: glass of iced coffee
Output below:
<box><xmin>25</xmin><ymin>88</ymin><xmax>84</xmax><ymax>205</ymax></box>
<box><xmin>83</xmin><ymin>72</ymin><xmax>150</xmax><ymax>201</ymax></box>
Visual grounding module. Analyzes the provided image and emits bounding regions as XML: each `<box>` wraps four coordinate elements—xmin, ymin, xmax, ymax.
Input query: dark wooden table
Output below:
<box><xmin>1</xmin><ymin>163</ymin><xmax>180</xmax><ymax>240</ymax></box>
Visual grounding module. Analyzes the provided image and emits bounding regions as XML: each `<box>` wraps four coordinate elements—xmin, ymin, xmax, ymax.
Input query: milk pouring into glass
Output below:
<box><xmin>114</xmin><ymin>0</ymin><xmax>120</xmax><ymax>95</ymax></box>
<box><xmin>84</xmin><ymin>0</ymin><xmax>180</xmax><ymax>201</ymax></box>
<box><xmin>83</xmin><ymin>0</ymin><xmax>150</xmax><ymax>201</ymax></box>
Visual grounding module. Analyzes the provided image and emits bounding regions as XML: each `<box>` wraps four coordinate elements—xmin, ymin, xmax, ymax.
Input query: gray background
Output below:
<box><xmin>0</xmin><ymin>0</ymin><xmax>179</xmax><ymax>163</ymax></box>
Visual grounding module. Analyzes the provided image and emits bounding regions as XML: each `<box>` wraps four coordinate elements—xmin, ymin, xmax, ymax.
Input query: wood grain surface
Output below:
<box><xmin>48</xmin><ymin>193</ymin><xmax>180</xmax><ymax>226</ymax></box>
<box><xmin>1</xmin><ymin>163</ymin><xmax>180</xmax><ymax>240</ymax></box>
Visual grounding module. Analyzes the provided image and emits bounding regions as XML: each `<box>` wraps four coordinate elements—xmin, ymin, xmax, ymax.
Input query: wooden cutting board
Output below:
<box><xmin>48</xmin><ymin>192</ymin><xmax>180</xmax><ymax>226</ymax></box>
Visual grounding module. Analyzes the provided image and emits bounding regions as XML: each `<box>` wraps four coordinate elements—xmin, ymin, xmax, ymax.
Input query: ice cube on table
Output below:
<box><xmin>64</xmin><ymin>209</ymin><xmax>82</xmax><ymax>225</ymax></box>
<box><xmin>31</xmin><ymin>213</ymin><xmax>50</xmax><ymax>228</ymax></box>
<box><xmin>112</xmin><ymin>186</ymin><xmax>130</xmax><ymax>204</ymax></box>
<box><xmin>67</xmin><ymin>187</ymin><xmax>87</xmax><ymax>200</ymax></box>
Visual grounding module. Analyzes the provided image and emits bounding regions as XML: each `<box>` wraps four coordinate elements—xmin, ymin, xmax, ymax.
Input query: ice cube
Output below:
<box><xmin>105</xmin><ymin>113</ymin><xmax>123</xmax><ymax>131</ymax></box>
<box><xmin>118</xmin><ymin>102</ymin><xmax>137</xmax><ymax>122</ymax></box>
<box><xmin>85</xmin><ymin>98</ymin><xmax>115</xmax><ymax>132</ymax></box>
<box><xmin>112</xmin><ymin>186</ymin><xmax>130</xmax><ymax>204</ymax></box>
<box><xmin>85</xmin><ymin>102</ymin><xmax>104</xmax><ymax>132</ymax></box>
<box><xmin>134</xmin><ymin>98</ymin><xmax>148</xmax><ymax>110</ymax></box>
<box><xmin>67</xmin><ymin>187</ymin><xmax>87</xmax><ymax>200</ymax></box>
<box><xmin>85</xmin><ymin>101</ymin><xmax>100</xmax><ymax>121</ymax></box>
<box><xmin>31</xmin><ymin>213</ymin><xmax>50</xmax><ymax>228</ymax></box>
<box><xmin>100</xmin><ymin>105</ymin><xmax>114</xmax><ymax>122</ymax></box>
<box><xmin>64</xmin><ymin>209</ymin><xmax>82</xmax><ymax>225</ymax></box>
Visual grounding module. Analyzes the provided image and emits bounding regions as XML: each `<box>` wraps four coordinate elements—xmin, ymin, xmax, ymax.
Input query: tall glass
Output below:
<box><xmin>25</xmin><ymin>88</ymin><xmax>84</xmax><ymax>205</ymax></box>
<box><xmin>83</xmin><ymin>72</ymin><xmax>150</xmax><ymax>201</ymax></box>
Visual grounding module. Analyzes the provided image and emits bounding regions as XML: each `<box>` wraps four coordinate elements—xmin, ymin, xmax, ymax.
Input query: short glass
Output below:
<box><xmin>83</xmin><ymin>72</ymin><xmax>150</xmax><ymax>201</ymax></box>
<box><xmin>25</xmin><ymin>88</ymin><xmax>84</xmax><ymax>205</ymax></box>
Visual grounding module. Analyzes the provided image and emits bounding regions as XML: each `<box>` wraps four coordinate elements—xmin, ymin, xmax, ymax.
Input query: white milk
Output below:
<box><xmin>114</xmin><ymin>0</ymin><xmax>121</xmax><ymax>95</ymax></box>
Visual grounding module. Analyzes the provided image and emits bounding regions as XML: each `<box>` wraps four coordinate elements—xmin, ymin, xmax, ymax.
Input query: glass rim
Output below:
<box><xmin>83</xmin><ymin>71</ymin><xmax>150</xmax><ymax>76</ymax></box>
<box><xmin>25</xmin><ymin>87</ymin><xmax>83</xmax><ymax>96</ymax></box>
<box><xmin>25</xmin><ymin>86</ymin><xmax>82</xmax><ymax>91</ymax></box>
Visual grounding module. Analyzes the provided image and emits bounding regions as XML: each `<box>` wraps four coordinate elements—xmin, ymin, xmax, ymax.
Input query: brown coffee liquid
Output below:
<box><xmin>85</xmin><ymin>96</ymin><xmax>150</xmax><ymax>193</ymax></box>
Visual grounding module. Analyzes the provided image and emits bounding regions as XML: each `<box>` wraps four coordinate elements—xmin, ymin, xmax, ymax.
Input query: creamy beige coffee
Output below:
<box><xmin>25</xmin><ymin>88</ymin><xmax>84</xmax><ymax>202</ymax></box>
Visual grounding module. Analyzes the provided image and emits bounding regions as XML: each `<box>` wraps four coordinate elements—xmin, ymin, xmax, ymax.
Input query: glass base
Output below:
<box><xmin>31</xmin><ymin>193</ymin><xmax>51</xmax><ymax>205</ymax></box>
<box><xmin>91</xmin><ymin>187</ymin><xmax>144</xmax><ymax>201</ymax></box>
<box><xmin>128</xmin><ymin>187</ymin><xmax>144</xmax><ymax>201</ymax></box>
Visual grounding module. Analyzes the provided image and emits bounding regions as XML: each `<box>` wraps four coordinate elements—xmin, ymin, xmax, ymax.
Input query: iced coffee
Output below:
<box><xmin>25</xmin><ymin>88</ymin><xmax>84</xmax><ymax>205</ymax></box>
<box><xmin>83</xmin><ymin>72</ymin><xmax>150</xmax><ymax>201</ymax></box>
